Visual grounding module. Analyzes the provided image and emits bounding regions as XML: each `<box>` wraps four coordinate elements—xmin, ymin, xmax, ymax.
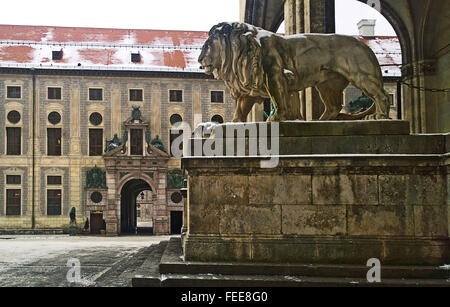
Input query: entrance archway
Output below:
<box><xmin>120</xmin><ymin>179</ymin><xmax>151</xmax><ymax>234</ymax></box>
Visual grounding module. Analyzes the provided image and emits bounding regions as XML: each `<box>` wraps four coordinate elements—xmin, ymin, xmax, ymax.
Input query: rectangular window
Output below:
<box><xmin>129</xmin><ymin>89</ymin><xmax>143</xmax><ymax>102</ymax></box>
<box><xmin>169</xmin><ymin>90</ymin><xmax>183</xmax><ymax>102</ymax></box>
<box><xmin>89</xmin><ymin>129</ymin><xmax>103</xmax><ymax>156</ymax></box>
<box><xmin>131</xmin><ymin>53</ymin><xmax>141</xmax><ymax>63</ymax></box>
<box><xmin>47</xmin><ymin>176</ymin><xmax>62</xmax><ymax>185</ymax></box>
<box><xmin>7</xmin><ymin>86</ymin><xmax>21</xmax><ymax>99</ymax></box>
<box><xmin>211</xmin><ymin>91</ymin><xmax>224</xmax><ymax>103</ymax></box>
<box><xmin>89</xmin><ymin>88</ymin><xmax>103</xmax><ymax>101</ymax></box>
<box><xmin>130</xmin><ymin>129</ymin><xmax>143</xmax><ymax>155</ymax></box>
<box><xmin>48</xmin><ymin>87</ymin><xmax>62</xmax><ymax>100</ymax></box>
<box><xmin>47</xmin><ymin>128</ymin><xmax>62</xmax><ymax>156</ymax></box>
<box><xmin>6</xmin><ymin>189</ymin><xmax>21</xmax><ymax>216</ymax></box>
<box><xmin>52</xmin><ymin>50</ymin><xmax>63</xmax><ymax>60</ymax></box>
<box><xmin>6</xmin><ymin>127</ymin><xmax>21</xmax><ymax>155</ymax></box>
<box><xmin>6</xmin><ymin>175</ymin><xmax>21</xmax><ymax>185</ymax></box>
<box><xmin>47</xmin><ymin>189</ymin><xmax>62</xmax><ymax>215</ymax></box>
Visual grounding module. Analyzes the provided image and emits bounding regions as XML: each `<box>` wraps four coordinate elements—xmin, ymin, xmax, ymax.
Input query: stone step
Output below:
<box><xmin>129</xmin><ymin>237</ymin><xmax>450</xmax><ymax>287</ymax></box>
<box><xmin>210</xmin><ymin>121</ymin><xmax>412</xmax><ymax>137</ymax></box>
<box><xmin>132</xmin><ymin>272</ymin><xmax>450</xmax><ymax>287</ymax></box>
<box><xmin>0</xmin><ymin>229</ymin><xmax>64</xmax><ymax>235</ymax></box>
<box><xmin>187</xmin><ymin>121</ymin><xmax>450</xmax><ymax>156</ymax></box>
<box><xmin>131</xmin><ymin>241</ymin><xmax>169</xmax><ymax>287</ymax></box>
<box><xmin>188</xmin><ymin>133</ymin><xmax>448</xmax><ymax>156</ymax></box>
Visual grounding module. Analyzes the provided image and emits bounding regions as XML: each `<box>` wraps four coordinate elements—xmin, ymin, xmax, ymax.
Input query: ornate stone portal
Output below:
<box><xmin>102</xmin><ymin>108</ymin><xmax>171</xmax><ymax>235</ymax></box>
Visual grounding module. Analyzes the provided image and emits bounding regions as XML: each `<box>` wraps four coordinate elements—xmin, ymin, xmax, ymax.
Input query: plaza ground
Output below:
<box><xmin>0</xmin><ymin>234</ymin><xmax>173</xmax><ymax>287</ymax></box>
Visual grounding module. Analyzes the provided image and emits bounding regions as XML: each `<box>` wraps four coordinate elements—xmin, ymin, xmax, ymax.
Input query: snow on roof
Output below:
<box><xmin>0</xmin><ymin>25</ymin><xmax>209</xmax><ymax>72</ymax></box>
<box><xmin>0</xmin><ymin>25</ymin><xmax>401</xmax><ymax>76</ymax></box>
<box><xmin>358</xmin><ymin>36</ymin><xmax>402</xmax><ymax>77</ymax></box>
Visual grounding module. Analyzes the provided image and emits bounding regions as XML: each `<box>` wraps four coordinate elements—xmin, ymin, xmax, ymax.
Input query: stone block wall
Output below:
<box><xmin>183</xmin><ymin>127</ymin><xmax>450</xmax><ymax>265</ymax></box>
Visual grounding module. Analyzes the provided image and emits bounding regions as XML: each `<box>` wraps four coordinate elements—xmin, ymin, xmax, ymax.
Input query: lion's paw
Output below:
<box><xmin>267</xmin><ymin>114</ymin><xmax>286</xmax><ymax>122</ymax></box>
<box><xmin>364</xmin><ymin>113</ymin><xmax>389</xmax><ymax>120</ymax></box>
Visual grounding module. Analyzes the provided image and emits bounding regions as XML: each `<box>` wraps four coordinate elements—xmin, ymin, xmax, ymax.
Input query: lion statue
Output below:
<box><xmin>198</xmin><ymin>22</ymin><xmax>390</xmax><ymax>122</ymax></box>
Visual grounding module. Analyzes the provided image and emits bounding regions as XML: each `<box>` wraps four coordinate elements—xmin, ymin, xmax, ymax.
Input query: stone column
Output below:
<box><xmin>105</xmin><ymin>170</ymin><xmax>119</xmax><ymax>235</ymax></box>
<box><xmin>284</xmin><ymin>0</ymin><xmax>335</xmax><ymax>120</ymax></box>
<box><xmin>154</xmin><ymin>172</ymin><xmax>169</xmax><ymax>235</ymax></box>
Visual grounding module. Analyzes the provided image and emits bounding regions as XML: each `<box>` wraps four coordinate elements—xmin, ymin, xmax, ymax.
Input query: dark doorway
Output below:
<box><xmin>90</xmin><ymin>212</ymin><xmax>103</xmax><ymax>234</ymax></box>
<box><xmin>170</xmin><ymin>211</ymin><xmax>182</xmax><ymax>234</ymax></box>
<box><xmin>120</xmin><ymin>179</ymin><xmax>151</xmax><ymax>234</ymax></box>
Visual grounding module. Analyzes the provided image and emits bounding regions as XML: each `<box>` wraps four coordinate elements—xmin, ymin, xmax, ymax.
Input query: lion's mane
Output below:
<box><xmin>208</xmin><ymin>22</ymin><xmax>268</xmax><ymax>100</ymax></box>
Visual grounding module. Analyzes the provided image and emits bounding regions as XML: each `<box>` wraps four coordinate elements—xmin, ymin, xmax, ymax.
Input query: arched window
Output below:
<box><xmin>211</xmin><ymin>114</ymin><xmax>224</xmax><ymax>124</ymax></box>
<box><xmin>170</xmin><ymin>113</ymin><xmax>183</xmax><ymax>125</ymax></box>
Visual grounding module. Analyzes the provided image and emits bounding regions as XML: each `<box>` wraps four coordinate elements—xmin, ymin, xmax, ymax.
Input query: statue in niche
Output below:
<box><xmin>198</xmin><ymin>22</ymin><xmax>390</xmax><ymax>122</ymax></box>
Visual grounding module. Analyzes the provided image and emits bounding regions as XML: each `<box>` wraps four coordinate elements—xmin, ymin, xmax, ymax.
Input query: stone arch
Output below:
<box><xmin>356</xmin><ymin>0</ymin><xmax>412</xmax><ymax>67</ymax></box>
<box><xmin>118</xmin><ymin>176</ymin><xmax>154</xmax><ymax>234</ymax></box>
<box><xmin>117</xmin><ymin>172</ymin><xmax>156</xmax><ymax>194</ymax></box>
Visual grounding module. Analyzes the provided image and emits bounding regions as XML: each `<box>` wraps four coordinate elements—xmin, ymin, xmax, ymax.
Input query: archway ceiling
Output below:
<box><xmin>243</xmin><ymin>0</ymin><xmax>402</xmax><ymax>33</ymax></box>
<box><xmin>121</xmin><ymin>179</ymin><xmax>151</xmax><ymax>195</ymax></box>
<box><xmin>243</xmin><ymin>0</ymin><xmax>284</xmax><ymax>32</ymax></box>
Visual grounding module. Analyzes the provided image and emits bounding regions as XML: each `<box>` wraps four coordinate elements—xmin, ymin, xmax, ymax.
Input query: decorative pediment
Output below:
<box><xmin>103</xmin><ymin>106</ymin><xmax>169</xmax><ymax>159</ymax></box>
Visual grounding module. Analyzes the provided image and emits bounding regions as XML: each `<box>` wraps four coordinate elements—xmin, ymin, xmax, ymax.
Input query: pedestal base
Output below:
<box><xmin>182</xmin><ymin>121</ymin><xmax>450</xmax><ymax>265</ymax></box>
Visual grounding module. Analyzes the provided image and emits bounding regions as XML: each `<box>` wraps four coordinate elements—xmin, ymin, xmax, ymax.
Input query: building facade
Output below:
<box><xmin>0</xmin><ymin>24</ymin><xmax>401</xmax><ymax>235</ymax></box>
<box><xmin>0</xmin><ymin>25</ymin><xmax>233</xmax><ymax>235</ymax></box>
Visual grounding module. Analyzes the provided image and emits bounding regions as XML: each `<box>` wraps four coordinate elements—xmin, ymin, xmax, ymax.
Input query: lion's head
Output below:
<box><xmin>198</xmin><ymin>22</ymin><xmax>269</xmax><ymax>99</ymax></box>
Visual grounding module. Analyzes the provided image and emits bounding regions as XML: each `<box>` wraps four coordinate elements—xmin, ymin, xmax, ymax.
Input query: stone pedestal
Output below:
<box><xmin>182</xmin><ymin>120</ymin><xmax>450</xmax><ymax>265</ymax></box>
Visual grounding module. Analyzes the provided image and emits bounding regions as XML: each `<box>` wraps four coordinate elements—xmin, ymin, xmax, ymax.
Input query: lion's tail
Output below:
<box><xmin>336</xmin><ymin>102</ymin><xmax>375</xmax><ymax>120</ymax></box>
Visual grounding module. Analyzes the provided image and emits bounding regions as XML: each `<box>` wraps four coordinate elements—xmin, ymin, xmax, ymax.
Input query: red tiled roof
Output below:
<box><xmin>0</xmin><ymin>24</ymin><xmax>208</xmax><ymax>72</ymax></box>
<box><xmin>0</xmin><ymin>24</ymin><xmax>401</xmax><ymax>76</ymax></box>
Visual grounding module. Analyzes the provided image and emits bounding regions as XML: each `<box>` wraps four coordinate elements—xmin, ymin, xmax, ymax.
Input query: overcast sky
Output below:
<box><xmin>0</xmin><ymin>0</ymin><xmax>396</xmax><ymax>35</ymax></box>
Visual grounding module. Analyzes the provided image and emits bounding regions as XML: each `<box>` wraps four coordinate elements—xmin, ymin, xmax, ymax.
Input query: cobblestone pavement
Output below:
<box><xmin>0</xmin><ymin>235</ymin><xmax>172</xmax><ymax>287</ymax></box>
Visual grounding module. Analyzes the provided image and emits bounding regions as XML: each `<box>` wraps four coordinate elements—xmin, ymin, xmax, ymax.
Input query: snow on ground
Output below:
<box><xmin>0</xmin><ymin>234</ymin><xmax>171</xmax><ymax>266</ymax></box>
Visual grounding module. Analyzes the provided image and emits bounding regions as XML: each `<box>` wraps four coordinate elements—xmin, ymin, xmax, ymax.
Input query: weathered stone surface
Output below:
<box><xmin>195</xmin><ymin>133</ymin><xmax>447</xmax><ymax>156</ymax></box>
<box><xmin>413</xmin><ymin>206</ymin><xmax>448</xmax><ymax>237</ymax></box>
<box><xmin>312</xmin><ymin>174</ymin><xmax>378</xmax><ymax>205</ymax></box>
<box><xmin>190</xmin><ymin>175</ymin><xmax>249</xmax><ymax>207</ymax></box>
<box><xmin>282</xmin><ymin>205</ymin><xmax>346</xmax><ymax>235</ymax></box>
<box><xmin>184</xmin><ymin>239</ymin><xmax>252</xmax><ymax>262</ymax></box>
<box><xmin>379</xmin><ymin>174</ymin><xmax>445</xmax><ymax>206</ymax></box>
<box><xmin>347</xmin><ymin>205</ymin><xmax>414</xmax><ymax>236</ymax></box>
<box><xmin>214</xmin><ymin>121</ymin><xmax>411</xmax><ymax>138</ymax></box>
<box><xmin>220</xmin><ymin>204</ymin><xmax>281</xmax><ymax>235</ymax></box>
<box><xmin>249</xmin><ymin>175</ymin><xmax>311</xmax><ymax>205</ymax></box>
<box><xmin>183</xmin><ymin>121</ymin><xmax>450</xmax><ymax>265</ymax></box>
<box><xmin>188</xmin><ymin>178</ymin><xmax>220</xmax><ymax>234</ymax></box>
<box><xmin>184</xmin><ymin>234</ymin><xmax>450</xmax><ymax>265</ymax></box>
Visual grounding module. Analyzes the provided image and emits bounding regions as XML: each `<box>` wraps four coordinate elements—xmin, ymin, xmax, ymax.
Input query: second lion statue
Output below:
<box><xmin>198</xmin><ymin>22</ymin><xmax>390</xmax><ymax>122</ymax></box>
